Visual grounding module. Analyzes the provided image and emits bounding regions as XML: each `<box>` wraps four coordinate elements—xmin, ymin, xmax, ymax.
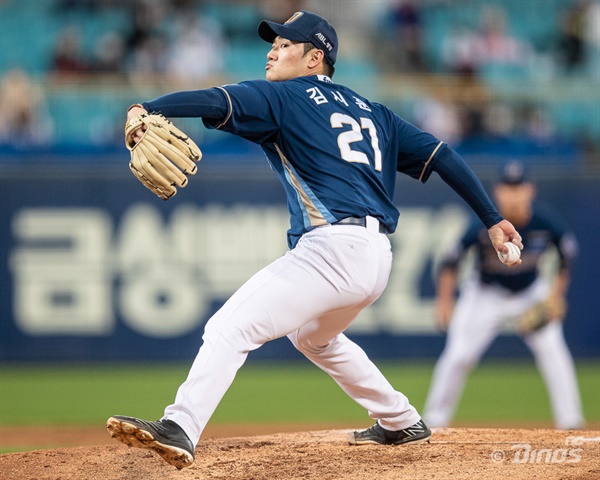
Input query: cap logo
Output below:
<box><xmin>315</xmin><ymin>32</ymin><xmax>333</xmax><ymax>52</ymax></box>
<box><xmin>284</xmin><ymin>12</ymin><xmax>304</xmax><ymax>24</ymax></box>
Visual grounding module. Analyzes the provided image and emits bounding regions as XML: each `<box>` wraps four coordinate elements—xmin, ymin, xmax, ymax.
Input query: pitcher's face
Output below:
<box><xmin>265</xmin><ymin>37</ymin><xmax>313</xmax><ymax>82</ymax></box>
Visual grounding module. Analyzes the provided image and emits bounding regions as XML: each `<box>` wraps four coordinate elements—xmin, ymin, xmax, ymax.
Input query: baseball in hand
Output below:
<box><xmin>497</xmin><ymin>241</ymin><xmax>521</xmax><ymax>265</ymax></box>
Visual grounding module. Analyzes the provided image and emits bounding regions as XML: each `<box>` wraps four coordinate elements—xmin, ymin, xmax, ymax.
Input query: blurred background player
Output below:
<box><xmin>423</xmin><ymin>161</ymin><xmax>584</xmax><ymax>430</ymax></box>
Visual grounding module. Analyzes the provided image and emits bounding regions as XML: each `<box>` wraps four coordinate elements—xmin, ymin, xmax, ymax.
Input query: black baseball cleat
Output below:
<box><xmin>107</xmin><ymin>415</ymin><xmax>195</xmax><ymax>469</ymax></box>
<box><xmin>348</xmin><ymin>419</ymin><xmax>431</xmax><ymax>446</ymax></box>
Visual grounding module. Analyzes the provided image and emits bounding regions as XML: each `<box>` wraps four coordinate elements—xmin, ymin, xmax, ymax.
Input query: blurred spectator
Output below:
<box><xmin>92</xmin><ymin>31</ymin><xmax>127</xmax><ymax>73</ymax></box>
<box><xmin>581</xmin><ymin>0</ymin><xmax>600</xmax><ymax>77</ymax></box>
<box><xmin>56</xmin><ymin>0</ymin><xmax>122</xmax><ymax>11</ymax></box>
<box><xmin>125</xmin><ymin>0</ymin><xmax>168</xmax><ymax>71</ymax></box>
<box><xmin>414</xmin><ymin>98</ymin><xmax>464</xmax><ymax>146</ymax></box>
<box><xmin>553</xmin><ymin>0</ymin><xmax>600</xmax><ymax>75</ymax></box>
<box><xmin>441</xmin><ymin>24</ymin><xmax>483</xmax><ymax>76</ymax></box>
<box><xmin>0</xmin><ymin>69</ymin><xmax>53</xmax><ymax>147</ymax></box>
<box><xmin>523</xmin><ymin>105</ymin><xmax>557</xmax><ymax>143</ymax></box>
<box><xmin>442</xmin><ymin>6</ymin><xmax>533</xmax><ymax>76</ymax></box>
<box><xmin>171</xmin><ymin>0</ymin><xmax>197</xmax><ymax>11</ymax></box>
<box><xmin>127</xmin><ymin>34</ymin><xmax>169</xmax><ymax>79</ymax></box>
<box><xmin>583</xmin><ymin>0</ymin><xmax>600</xmax><ymax>48</ymax></box>
<box><xmin>50</xmin><ymin>26</ymin><xmax>90</xmax><ymax>75</ymax></box>
<box><xmin>555</xmin><ymin>2</ymin><xmax>587</xmax><ymax>72</ymax></box>
<box><xmin>165</xmin><ymin>12</ymin><xmax>226</xmax><ymax>85</ymax></box>
<box><xmin>482</xmin><ymin>102</ymin><xmax>516</xmax><ymax>138</ymax></box>
<box><xmin>478</xmin><ymin>6</ymin><xmax>533</xmax><ymax>70</ymax></box>
<box><xmin>56</xmin><ymin>0</ymin><xmax>97</xmax><ymax>11</ymax></box>
<box><xmin>125</xmin><ymin>0</ymin><xmax>169</xmax><ymax>80</ymax></box>
<box><xmin>387</xmin><ymin>0</ymin><xmax>425</xmax><ymax>71</ymax></box>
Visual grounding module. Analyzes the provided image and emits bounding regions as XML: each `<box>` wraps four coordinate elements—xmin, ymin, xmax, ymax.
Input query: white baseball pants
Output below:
<box><xmin>423</xmin><ymin>276</ymin><xmax>584</xmax><ymax>430</ymax></box>
<box><xmin>164</xmin><ymin>217</ymin><xmax>421</xmax><ymax>446</ymax></box>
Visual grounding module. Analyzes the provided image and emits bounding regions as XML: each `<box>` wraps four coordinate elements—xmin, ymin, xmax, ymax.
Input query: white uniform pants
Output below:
<box><xmin>164</xmin><ymin>218</ymin><xmax>421</xmax><ymax>445</ymax></box>
<box><xmin>423</xmin><ymin>277</ymin><xmax>584</xmax><ymax>430</ymax></box>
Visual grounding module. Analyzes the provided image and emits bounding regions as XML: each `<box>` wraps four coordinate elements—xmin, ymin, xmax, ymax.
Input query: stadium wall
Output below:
<box><xmin>0</xmin><ymin>159</ymin><xmax>598</xmax><ymax>362</ymax></box>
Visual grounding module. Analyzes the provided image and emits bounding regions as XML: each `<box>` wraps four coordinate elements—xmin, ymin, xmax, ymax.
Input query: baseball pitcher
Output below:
<box><xmin>106</xmin><ymin>11</ymin><xmax>523</xmax><ymax>469</ymax></box>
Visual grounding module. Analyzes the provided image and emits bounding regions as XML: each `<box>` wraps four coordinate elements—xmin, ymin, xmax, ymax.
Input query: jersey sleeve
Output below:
<box><xmin>142</xmin><ymin>88</ymin><xmax>229</xmax><ymax>119</ymax></box>
<box><xmin>432</xmin><ymin>146</ymin><xmax>504</xmax><ymax>228</ymax></box>
<box><xmin>202</xmin><ymin>80</ymin><xmax>286</xmax><ymax>144</ymax></box>
<box><xmin>392</xmin><ymin>114</ymin><xmax>444</xmax><ymax>182</ymax></box>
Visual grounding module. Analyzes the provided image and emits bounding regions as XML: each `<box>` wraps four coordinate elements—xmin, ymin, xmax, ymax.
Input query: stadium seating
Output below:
<box><xmin>0</xmin><ymin>0</ymin><xmax>597</xmax><ymax>159</ymax></box>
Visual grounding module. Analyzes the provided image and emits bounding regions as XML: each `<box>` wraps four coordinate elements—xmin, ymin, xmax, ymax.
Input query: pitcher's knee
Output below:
<box><xmin>289</xmin><ymin>332</ymin><xmax>332</xmax><ymax>356</ymax></box>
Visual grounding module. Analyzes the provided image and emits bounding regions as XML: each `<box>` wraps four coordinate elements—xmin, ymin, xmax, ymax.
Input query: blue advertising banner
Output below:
<box><xmin>1</xmin><ymin>161</ymin><xmax>598</xmax><ymax>361</ymax></box>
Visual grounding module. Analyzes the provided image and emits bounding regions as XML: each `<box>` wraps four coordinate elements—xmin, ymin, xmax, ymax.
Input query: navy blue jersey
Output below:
<box><xmin>144</xmin><ymin>74</ymin><xmax>502</xmax><ymax>247</ymax></box>
<box><xmin>202</xmin><ymin>75</ymin><xmax>445</xmax><ymax>248</ymax></box>
<box><xmin>442</xmin><ymin>204</ymin><xmax>578</xmax><ymax>292</ymax></box>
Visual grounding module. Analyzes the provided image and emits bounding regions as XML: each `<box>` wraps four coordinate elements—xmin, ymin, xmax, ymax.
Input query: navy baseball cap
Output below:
<box><xmin>499</xmin><ymin>161</ymin><xmax>529</xmax><ymax>185</ymax></box>
<box><xmin>258</xmin><ymin>11</ymin><xmax>338</xmax><ymax>65</ymax></box>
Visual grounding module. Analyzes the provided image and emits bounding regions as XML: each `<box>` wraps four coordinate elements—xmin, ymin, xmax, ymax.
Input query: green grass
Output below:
<box><xmin>1</xmin><ymin>360</ymin><xmax>598</xmax><ymax>428</ymax></box>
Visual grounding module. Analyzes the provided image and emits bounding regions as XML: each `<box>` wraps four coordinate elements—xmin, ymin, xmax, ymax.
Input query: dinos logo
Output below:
<box><xmin>285</xmin><ymin>12</ymin><xmax>303</xmax><ymax>24</ymax></box>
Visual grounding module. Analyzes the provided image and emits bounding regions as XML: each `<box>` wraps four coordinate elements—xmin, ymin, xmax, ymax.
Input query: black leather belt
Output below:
<box><xmin>331</xmin><ymin>217</ymin><xmax>389</xmax><ymax>234</ymax></box>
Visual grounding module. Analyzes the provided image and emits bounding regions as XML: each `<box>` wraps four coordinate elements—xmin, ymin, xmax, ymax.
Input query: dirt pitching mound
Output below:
<box><xmin>1</xmin><ymin>428</ymin><xmax>599</xmax><ymax>480</ymax></box>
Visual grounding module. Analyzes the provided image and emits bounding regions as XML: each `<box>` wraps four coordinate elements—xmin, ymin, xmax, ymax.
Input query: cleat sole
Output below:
<box><xmin>107</xmin><ymin>417</ymin><xmax>194</xmax><ymax>469</ymax></box>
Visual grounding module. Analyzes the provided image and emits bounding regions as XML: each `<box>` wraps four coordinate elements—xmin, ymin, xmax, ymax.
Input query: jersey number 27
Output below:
<box><xmin>331</xmin><ymin>113</ymin><xmax>382</xmax><ymax>171</ymax></box>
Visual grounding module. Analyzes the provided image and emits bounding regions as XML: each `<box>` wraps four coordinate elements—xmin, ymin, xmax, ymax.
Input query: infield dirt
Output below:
<box><xmin>1</xmin><ymin>427</ymin><xmax>599</xmax><ymax>479</ymax></box>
